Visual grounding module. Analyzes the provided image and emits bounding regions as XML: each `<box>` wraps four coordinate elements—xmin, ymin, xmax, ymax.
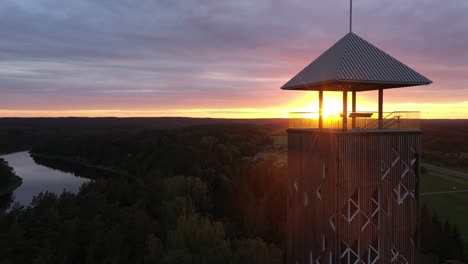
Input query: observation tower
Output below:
<box><xmin>283</xmin><ymin>2</ymin><xmax>432</xmax><ymax>264</ymax></box>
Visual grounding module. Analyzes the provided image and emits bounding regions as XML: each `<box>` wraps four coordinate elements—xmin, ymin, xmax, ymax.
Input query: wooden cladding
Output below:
<box><xmin>287</xmin><ymin>130</ymin><xmax>421</xmax><ymax>264</ymax></box>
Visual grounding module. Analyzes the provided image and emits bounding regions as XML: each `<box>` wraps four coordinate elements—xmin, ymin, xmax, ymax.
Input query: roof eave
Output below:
<box><xmin>281</xmin><ymin>79</ymin><xmax>432</xmax><ymax>91</ymax></box>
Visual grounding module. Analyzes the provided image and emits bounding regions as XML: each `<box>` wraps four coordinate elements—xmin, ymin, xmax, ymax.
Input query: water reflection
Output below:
<box><xmin>0</xmin><ymin>152</ymin><xmax>90</xmax><ymax>206</ymax></box>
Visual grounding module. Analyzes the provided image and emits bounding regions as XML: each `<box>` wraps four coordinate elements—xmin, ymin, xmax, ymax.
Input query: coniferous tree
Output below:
<box><xmin>451</xmin><ymin>225</ymin><xmax>465</xmax><ymax>261</ymax></box>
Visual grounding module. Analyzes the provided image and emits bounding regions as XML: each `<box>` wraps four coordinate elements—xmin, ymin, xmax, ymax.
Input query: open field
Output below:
<box><xmin>421</xmin><ymin>171</ymin><xmax>468</xmax><ymax>244</ymax></box>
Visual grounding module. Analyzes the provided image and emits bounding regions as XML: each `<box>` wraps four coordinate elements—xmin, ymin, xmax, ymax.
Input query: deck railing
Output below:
<box><xmin>289</xmin><ymin>111</ymin><xmax>420</xmax><ymax>130</ymax></box>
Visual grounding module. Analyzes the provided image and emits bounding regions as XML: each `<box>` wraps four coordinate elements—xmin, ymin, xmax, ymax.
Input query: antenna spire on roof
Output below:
<box><xmin>350</xmin><ymin>0</ymin><xmax>352</xmax><ymax>32</ymax></box>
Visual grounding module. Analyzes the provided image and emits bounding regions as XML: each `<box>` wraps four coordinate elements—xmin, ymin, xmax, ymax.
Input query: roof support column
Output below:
<box><xmin>319</xmin><ymin>90</ymin><xmax>323</xmax><ymax>129</ymax></box>
<box><xmin>378</xmin><ymin>88</ymin><xmax>383</xmax><ymax>129</ymax></box>
<box><xmin>342</xmin><ymin>89</ymin><xmax>348</xmax><ymax>131</ymax></box>
<box><xmin>352</xmin><ymin>91</ymin><xmax>356</xmax><ymax>128</ymax></box>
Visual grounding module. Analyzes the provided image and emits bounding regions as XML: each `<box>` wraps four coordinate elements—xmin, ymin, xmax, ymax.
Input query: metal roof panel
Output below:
<box><xmin>281</xmin><ymin>33</ymin><xmax>432</xmax><ymax>91</ymax></box>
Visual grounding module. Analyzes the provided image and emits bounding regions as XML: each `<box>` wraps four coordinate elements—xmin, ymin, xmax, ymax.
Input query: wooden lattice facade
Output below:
<box><xmin>287</xmin><ymin>130</ymin><xmax>421</xmax><ymax>264</ymax></box>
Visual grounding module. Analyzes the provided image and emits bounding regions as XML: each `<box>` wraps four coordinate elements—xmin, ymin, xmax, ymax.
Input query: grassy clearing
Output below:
<box><xmin>421</xmin><ymin>171</ymin><xmax>468</xmax><ymax>244</ymax></box>
<box><xmin>421</xmin><ymin>171</ymin><xmax>468</xmax><ymax>193</ymax></box>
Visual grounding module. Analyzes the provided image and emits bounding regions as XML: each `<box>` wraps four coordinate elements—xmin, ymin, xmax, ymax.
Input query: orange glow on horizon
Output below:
<box><xmin>283</xmin><ymin>92</ymin><xmax>350</xmax><ymax>116</ymax></box>
<box><xmin>1</xmin><ymin>101</ymin><xmax>468</xmax><ymax>119</ymax></box>
<box><xmin>0</xmin><ymin>93</ymin><xmax>467</xmax><ymax>119</ymax></box>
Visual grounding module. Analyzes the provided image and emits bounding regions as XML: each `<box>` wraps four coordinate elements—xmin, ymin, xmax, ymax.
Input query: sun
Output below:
<box><xmin>322</xmin><ymin>98</ymin><xmax>343</xmax><ymax>118</ymax></box>
<box><xmin>284</xmin><ymin>92</ymin><xmax>350</xmax><ymax>119</ymax></box>
<box><xmin>301</xmin><ymin>97</ymin><xmax>343</xmax><ymax>118</ymax></box>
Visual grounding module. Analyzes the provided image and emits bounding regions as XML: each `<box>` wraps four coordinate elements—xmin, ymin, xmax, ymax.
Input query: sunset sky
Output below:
<box><xmin>1</xmin><ymin>0</ymin><xmax>467</xmax><ymax>118</ymax></box>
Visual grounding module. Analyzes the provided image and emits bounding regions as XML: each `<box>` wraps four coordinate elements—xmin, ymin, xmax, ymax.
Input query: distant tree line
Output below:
<box><xmin>0</xmin><ymin>117</ymin><xmax>286</xmax><ymax>155</ymax></box>
<box><xmin>421</xmin><ymin>120</ymin><xmax>468</xmax><ymax>171</ymax></box>
<box><xmin>422</xmin><ymin>151</ymin><xmax>468</xmax><ymax>172</ymax></box>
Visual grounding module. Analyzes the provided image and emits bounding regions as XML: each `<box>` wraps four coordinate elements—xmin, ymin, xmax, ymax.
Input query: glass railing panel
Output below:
<box><xmin>288</xmin><ymin>111</ymin><xmax>420</xmax><ymax>130</ymax></box>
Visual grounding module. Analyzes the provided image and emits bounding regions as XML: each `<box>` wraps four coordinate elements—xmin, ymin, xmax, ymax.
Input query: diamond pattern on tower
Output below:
<box><xmin>316</xmin><ymin>185</ymin><xmax>322</xmax><ymax>200</ymax></box>
<box><xmin>410</xmin><ymin>148</ymin><xmax>418</xmax><ymax>167</ymax></box>
<box><xmin>315</xmin><ymin>161</ymin><xmax>325</xmax><ymax>201</ymax></box>
<box><xmin>393</xmin><ymin>183</ymin><xmax>409</xmax><ymax>205</ymax></box>
<box><xmin>341</xmin><ymin>189</ymin><xmax>360</xmax><ymax>223</ymax></box>
<box><xmin>399</xmin><ymin>255</ymin><xmax>409</xmax><ymax>264</ymax></box>
<box><xmin>340</xmin><ymin>240</ymin><xmax>360</xmax><ymax>264</ymax></box>
<box><xmin>408</xmin><ymin>167</ymin><xmax>416</xmax><ymax>181</ymax></box>
<box><xmin>362</xmin><ymin>237</ymin><xmax>380</xmax><ymax>264</ymax></box>
<box><xmin>330</xmin><ymin>214</ymin><xmax>336</xmax><ymax>231</ymax></box>
<box><xmin>350</xmin><ymin>190</ymin><xmax>359</xmax><ymax>221</ymax></box>
<box><xmin>370</xmin><ymin>238</ymin><xmax>380</xmax><ymax>264</ymax></box>
<box><xmin>381</xmin><ymin>161</ymin><xmax>390</xmax><ymax>180</ymax></box>
<box><xmin>361</xmin><ymin>212</ymin><xmax>370</xmax><ymax>231</ymax></box>
<box><xmin>410</xmin><ymin>188</ymin><xmax>416</xmax><ymax>200</ymax></box>
<box><xmin>401</xmin><ymin>160</ymin><xmax>410</xmax><ymax>179</ymax></box>
<box><xmin>391</xmin><ymin>246</ymin><xmax>399</xmax><ymax>263</ymax></box>
<box><xmin>371</xmin><ymin>189</ymin><xmax>380</xmax><ymax>227</ymax></box>
<box><xmin>286</xmin><ymin>136</ymin><xmax>420</xmax><ymax>264</ymax></box>
<box><xmin>392</xmin><ymin>148</ymin><xmax>400</xmax><ymax>167</ymax></box>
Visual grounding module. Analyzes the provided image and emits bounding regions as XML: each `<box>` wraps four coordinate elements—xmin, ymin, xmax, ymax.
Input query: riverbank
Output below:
<box><xmin>0</xmin><ymin>175</ymin><xmax>22</xmax><ymax>196</ymax></box>
<box><xmin>2</xmin><ymin>151</ymin><xmax>91</xmax><ymax>206</ymax></box>
<box><xmin>0</xmin><ymin>157</ymin><xmax>23</xmax><ymax>196</ymax></box>
<box><xmin>30</xmin><ymin>152</ymin><xmax>129</xmax><ymax>178</ymax></box>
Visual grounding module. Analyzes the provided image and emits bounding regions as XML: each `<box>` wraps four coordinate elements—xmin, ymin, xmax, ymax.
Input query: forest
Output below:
<box><xmin>0</xmin><ymin>118</ymin><xmax>466</xmax><ymax>263</ymax></box>
<box><xmin>1</xmin><ymin>123</ymin><xmax>287</xmax><ymax>263</ymax></box>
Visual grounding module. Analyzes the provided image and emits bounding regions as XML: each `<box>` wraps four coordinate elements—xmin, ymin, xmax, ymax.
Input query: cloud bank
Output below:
<box><xmin>0</xmin><ymin>0</ymin><xmax>467</xmax><ymax>116</ymax></box>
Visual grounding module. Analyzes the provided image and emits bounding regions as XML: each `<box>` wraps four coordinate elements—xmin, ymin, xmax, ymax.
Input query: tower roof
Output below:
<box><xmin>281</xmin><ymin>32</ymin><xmax>432</xmax><ymax>91</ymax></box>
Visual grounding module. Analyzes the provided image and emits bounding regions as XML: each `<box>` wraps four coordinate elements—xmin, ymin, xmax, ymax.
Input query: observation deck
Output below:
<box><xmin>288</xmin><ymin>111</ymin><xmax>420</xmax><ymax>131</ymax></box>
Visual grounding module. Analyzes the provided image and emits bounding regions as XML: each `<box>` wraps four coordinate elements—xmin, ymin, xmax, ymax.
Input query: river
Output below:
<box><xmin>0</xmin><ymin>151</ymin><xmax>90</xmax><ymax>206</ymax></box>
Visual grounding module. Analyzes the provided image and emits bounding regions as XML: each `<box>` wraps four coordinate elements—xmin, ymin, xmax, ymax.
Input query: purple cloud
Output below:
<box><xmin>0</xmin><ymin>0</ymin><xmax>467</xmax><ymax>113</ymax></box>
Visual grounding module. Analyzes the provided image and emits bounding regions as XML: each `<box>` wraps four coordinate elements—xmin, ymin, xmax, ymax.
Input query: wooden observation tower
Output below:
<box><xmin>282</xmin><ymin>2</ymin><xmax>432</xmax><ymax>264</ymax></box>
